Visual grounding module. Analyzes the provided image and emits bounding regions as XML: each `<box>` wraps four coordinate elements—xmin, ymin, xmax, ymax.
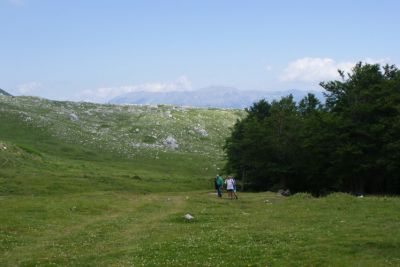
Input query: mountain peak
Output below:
<box><xmin>0</xmin><ymin>88</ymin><xmax>13</xmax><ymax>96</ymax></box>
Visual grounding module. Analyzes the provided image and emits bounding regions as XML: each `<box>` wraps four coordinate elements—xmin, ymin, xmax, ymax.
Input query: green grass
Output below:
<box><xmin>1</xmin><ymin>95</ymin><xmax>400</xmax><ymax>266</ymax></box>
<box><xmin>1</xmin><ymin>192</ymin><xmax>399</xmax><ymax>266</ymax></box>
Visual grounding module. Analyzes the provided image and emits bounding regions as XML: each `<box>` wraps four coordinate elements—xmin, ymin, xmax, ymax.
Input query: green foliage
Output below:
<box><xmin>225</xmin><ymin>62</ymin><xmax>400</xmax><ymax>195</ymax></box>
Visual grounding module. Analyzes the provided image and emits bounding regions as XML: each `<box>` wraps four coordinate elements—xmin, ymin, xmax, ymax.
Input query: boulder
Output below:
<box><xmin>163</xmin><ymin>136</ymin><xmax>178</xmax><ymax>150</ymax></box>
<box><xmin>69</xmin><ymin>113</ymin><xmax>79</xmax><ymax>121</ymax></box>
<box><xmin>277</xmin><ymin>189</ymin><xmax>291</xmax><ymax>196</ymax></box>
<box><xmin>194</xmin><ymin>127</ymin><xmax>208</xmax><ymax>137</ymax></box>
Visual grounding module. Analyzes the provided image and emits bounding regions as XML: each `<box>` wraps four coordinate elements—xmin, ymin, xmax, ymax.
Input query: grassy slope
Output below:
<box><xmin>1</xmin><ymin>95</ymin><xmax>400</xmax><ymax>266</ymax></box>
<box><xmin>0</xmin><ymin>96</ymin><xmax>243</xmax><ymax>195</ymax></box>
<box><xmin>0</xmin><ymin>117</ymin><xmax>214</xmax><ymax>196</ymax></box>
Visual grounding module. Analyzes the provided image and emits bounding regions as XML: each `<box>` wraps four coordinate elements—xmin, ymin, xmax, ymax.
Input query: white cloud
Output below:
<box><xmin>77</xmin><ymin>76</ymin><xmax>192</xmax><ymax>103</ymax></box>
<box><xmin>279</xmin><ymin>57</ymin><xmax>391</xmax><ymax>83</ymax></box>
<box><xmin>280</xmin><ymin>57</ymin><xmax>353</xmax><ymax>83</ymax></box>
<box><xmin>17</xmin><ymin>81</ymin><xmax>42</xmax><ymax>95</ymax></box>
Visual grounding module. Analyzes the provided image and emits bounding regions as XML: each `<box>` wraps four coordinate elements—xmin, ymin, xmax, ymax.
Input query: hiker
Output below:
<box><xmin>232</xmin><ymin>176</ymin><xmax>239</xmax><ymax>199</ymax></box>
<box><xmin>225</xmin><ymin>176</ymin><xmax>235</xmax><ymax>200</ymax></box>
<box><xmin>232</xmin><ymin>176</ymin><xmax>238</xmax><ymax>199</ymax></box>
<box><xmin>215</xmin><ymin>174</ymin><xmax>223</xmax><ymax>198</ymax></box>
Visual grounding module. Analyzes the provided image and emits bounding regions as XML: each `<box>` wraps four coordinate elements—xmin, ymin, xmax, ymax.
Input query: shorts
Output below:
<box><xmin>227</xmin><ymin>189</ymin><xmax>234</xmax><ymax>192</ymax></box>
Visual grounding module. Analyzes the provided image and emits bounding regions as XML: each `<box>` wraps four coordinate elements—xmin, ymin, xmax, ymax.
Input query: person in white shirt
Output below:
<box><xmin>225</xmin><ymin>176</ymin><xmax>235</xmax><ymax>200</ymax></box>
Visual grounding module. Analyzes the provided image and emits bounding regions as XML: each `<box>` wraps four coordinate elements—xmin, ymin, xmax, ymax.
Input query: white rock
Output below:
<box><xmin>163</xmin><ymin>136</ymin><xmax>178</xmax><ymax>150</ymax></box>
<box><xmin>194</xmin><ymin>127</ymin><xmax>208</xmax><ymax>137</ymax></box>
<box><xmin>70</xmin><ymin>113</ymin><xmax>79</xmax><ymax>121</ymax></box>
<box><xmin>184</xmin><ymin>214</ymin><xmax>194</xmax><ymax>220</ymax></box>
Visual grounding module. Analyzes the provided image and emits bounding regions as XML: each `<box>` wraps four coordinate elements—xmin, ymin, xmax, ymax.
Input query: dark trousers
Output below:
<box><xmin>217</xmin><ymin>186</ymin><xmax>222</xmax><ymax>197</ymax></box>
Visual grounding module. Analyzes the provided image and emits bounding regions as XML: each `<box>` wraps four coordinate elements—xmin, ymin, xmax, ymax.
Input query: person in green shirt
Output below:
<box><xmin>215</xmin><ymin>174</ymin><xmax>223</xmax><ymax>198</ymax></box>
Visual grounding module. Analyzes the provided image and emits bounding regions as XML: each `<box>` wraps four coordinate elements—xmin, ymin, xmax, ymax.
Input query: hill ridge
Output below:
<box><xmin>0</xmin><ymin>88</ymin><xmax>12</xmax><ymax>96</ymax></box>
<box><xmin>0</xmin><ymin>95</ymin><xmax>245</xmax><ymax>159</ymax></box>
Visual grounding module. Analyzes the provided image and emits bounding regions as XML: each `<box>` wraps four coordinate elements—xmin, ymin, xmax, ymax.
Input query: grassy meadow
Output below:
<box><xmin>1</xmin><ymin>95</ymin><xmax>400</xmax><ymax>266</ymax></box>
<box><xmin>2</xmin><ymin>191</ymin><xmax>400</xmax><ymax>266</ymax></box>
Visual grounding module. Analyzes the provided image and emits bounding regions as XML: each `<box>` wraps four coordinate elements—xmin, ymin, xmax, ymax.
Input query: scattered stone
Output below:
<box><xmin>277</xmin><ymin>189</ymin><xmax>291</xmax><ymax>196</ymax></box>
<box><xmin>69</xmin><ymin>113</ymin><xmax>79</xmax><ymax>121</ymax></box>
<box><xmin>163</xmin><ymin>136</ymin><xmax>178</xmax><ymax>150</ymax></box>
<box><xmin>164</xmin><ymin>111</ymin><xmax>173</xmax><ymax>119</ymax></box>
<box><xmin>194</xmin><ymin>127</ymin><xmax>208</xmax><ymax>137</ymax></box>
<box><xmin>22</xmin><ymin>115</ymin><xmax>32</xmax><ymax>122</ymax></box>
<box><xmin>183</xmin><ymin>214</ymin><xmax>194</xmax><ymax>221</ymax></box>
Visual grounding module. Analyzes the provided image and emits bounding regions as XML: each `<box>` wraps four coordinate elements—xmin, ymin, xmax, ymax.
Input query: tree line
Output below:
<box><xmin>224</xmin><ymin>63</ymin><xmax>400</xmax><ymax>195</ymax></box>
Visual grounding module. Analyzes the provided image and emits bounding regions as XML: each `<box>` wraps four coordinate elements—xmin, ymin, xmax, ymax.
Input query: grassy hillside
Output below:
<box><xmin>0</xmin><ymin>95</ymin><xmax>244</xmax><ymax>195</ymax></box>
<box><xmin>0</xmin><ymin>95</ymin><xmax>243</xmax><ymax>157</ymax></box>
<box><xmin>1</xmin><ymin>95</ymin><xmax>399</xmax><ymax>266</ymax></box>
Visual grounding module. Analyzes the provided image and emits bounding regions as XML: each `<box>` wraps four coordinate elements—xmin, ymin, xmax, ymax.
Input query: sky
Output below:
<box><xmin>1</xmin><ymin>0</ymin><xmax>399</xmax><ymax>102</ymax></box>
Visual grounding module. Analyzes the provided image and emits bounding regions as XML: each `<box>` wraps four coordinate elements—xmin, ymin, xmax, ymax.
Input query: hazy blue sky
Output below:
<box><xmin>1</xmin><ymin>0</ymin><xmax>399</xmax><ymax>102</ymax></box>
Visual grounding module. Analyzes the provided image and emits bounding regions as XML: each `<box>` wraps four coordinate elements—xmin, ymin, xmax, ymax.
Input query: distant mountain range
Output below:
<box><xmin>0</xmin><ymin>88</ymin><xmax>12</xmax><ymax>96</ymax></box>
<box><xmin>109</xmin><ymin>87</ymin><xmax>324</xmax><ymax>108</ymax></box>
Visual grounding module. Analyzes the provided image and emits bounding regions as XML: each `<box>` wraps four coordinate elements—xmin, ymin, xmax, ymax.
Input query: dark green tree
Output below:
<box><xmin>225</xmin><ymin>62</ymin><xmax>400</xmax><ymax>195</ymax></box>
<box><xmin>224</xmin><ymin>96</ymin><xmax>301</xmax><ymax>191</ymax></box>
<box><xmin>321</xmin><ymin>62</ymin><xmax>400</xmax><ymax>194</ymax></box>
